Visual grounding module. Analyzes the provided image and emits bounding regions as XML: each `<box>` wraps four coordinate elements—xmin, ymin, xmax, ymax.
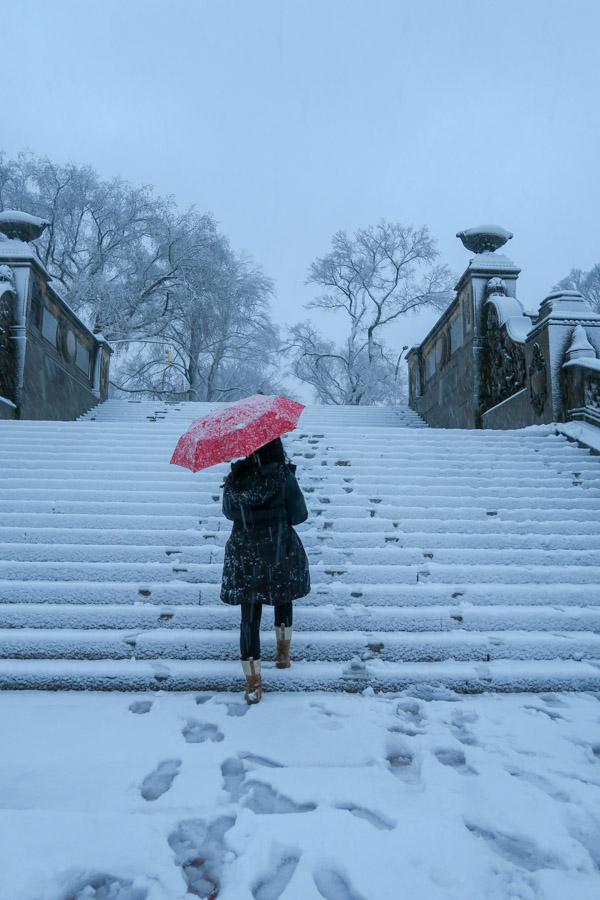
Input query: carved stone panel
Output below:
<box><xmin>480</xmin><ymin>303</ymin><xmax>526</xmax><ymax>414</ymax></box>
<box><xmin>584</xmin><ymin>371</ymin><xmax>600</xmax><ymax>411</ymax></box>
<box><xmin>528</xmin><ymin>342</ymin><xmax>548</xmax><ymax>416</ymax></box>
<box><xmin>461</xmin><ymin>283</ymin><xmax>473</xmax><ymax>338</ymax></box>
<box><xmin>0</xmin><ymin>289</ymin><xmax>15</xmax><ymax>402</ymax></box>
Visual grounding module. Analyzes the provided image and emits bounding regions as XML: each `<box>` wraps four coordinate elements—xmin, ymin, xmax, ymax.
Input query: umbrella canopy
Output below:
<box><xmin>170</xmin><ymin>394</ymin><xmax>305</xmax><ymax>472</ymax></box>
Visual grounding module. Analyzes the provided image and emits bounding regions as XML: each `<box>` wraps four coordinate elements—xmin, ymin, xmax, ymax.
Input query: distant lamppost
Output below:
<box><xmin>394</xmin><ymin>345</ymin><xmax>410</xmax><ymax>382</ymax></box>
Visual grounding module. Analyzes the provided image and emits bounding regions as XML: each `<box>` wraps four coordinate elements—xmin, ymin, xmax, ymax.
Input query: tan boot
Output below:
<box><xmin>241</xmin><ymin>657</ymin><xmax>262</xmax><ymax>704</ymax></box>
<box><xmin>275</xmin><ymin>625</ymin><xmax>292</xmax><ymax>669</ymax></box>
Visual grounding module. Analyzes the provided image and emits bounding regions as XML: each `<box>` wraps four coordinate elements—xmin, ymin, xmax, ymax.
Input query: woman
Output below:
<box><xmin>220</xmin><ymin>437</ymin><xmax>310</xmax><ymax>704</ymax></box>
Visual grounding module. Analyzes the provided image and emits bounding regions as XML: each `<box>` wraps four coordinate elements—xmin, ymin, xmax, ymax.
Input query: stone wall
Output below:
<box><xmin>407</xmin><ymin>291</ymin><xmax>478</xmax><ymax>429</ymax></box>
<box><xmin>20</xmin><ymin>268</ymin><xmax>111</xmax><ymax>420</ymax></box>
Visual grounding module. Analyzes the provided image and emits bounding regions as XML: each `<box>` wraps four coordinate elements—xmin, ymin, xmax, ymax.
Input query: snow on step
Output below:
<box><xmin>0</xmin><ymin>659</ymin><xmax>599</xmax><ymax>693</ymax></box>
<box><xmin>1</xmin><ymin>400</ymin><xmax>599</xmax><ymax>692</ymax></box>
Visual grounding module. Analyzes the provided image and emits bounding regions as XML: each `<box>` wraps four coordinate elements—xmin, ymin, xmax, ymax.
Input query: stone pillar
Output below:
<box><xmin>561</xmin><ymin>324</ymin><xmax>600</xmax><ymax>427</ymax></box>
<box><xmin>0</xmin><ymin>209</ymin><xmax>113</xmax><ymax>419</ymax></box>
<box><xmin>0</xmin><ymin>265</ymin><xmax>18</xmax><ymax>418</ymax></box>
<box><xmin>406</xmin><ymin>345</ymin><xmax>421</xmax><ymax>409</ymax></box>
<box><xmin>0</xmin><ymin>212</ymin><xmax>49</xmax><ymax>418</ymax></box>
<box><xmin>525</xmin><ymin>290</ymin><xmax>600</xmax><ymax>422</ymax></box>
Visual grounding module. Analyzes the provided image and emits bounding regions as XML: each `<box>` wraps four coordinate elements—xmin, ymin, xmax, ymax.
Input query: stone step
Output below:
<box><xmin>1</xmin><ymin>580</ymin><xmax>598</xmax><ymax>608</ymax></box>
<box><xmin>0</xmin><ymin>658</ymin><xmax>599</xmax><ymax>692</ymax></box>
<box><xmin>3</xmin><ymin>513</ymin><xmax>598</xmax><ymax>536</ymax></box>
<box><xmin>1</xmin><ymin>559</ymin><xmax>598</xmax><ymax>585</ymax></box>
<box><xmin>0</xmin><ymin>432</ymin><xmax>581</xmax><ymax>448</ymax></box>
<box><xmin>2</xmin><ymin>602</ymin><xmax>599</xmax><ymax>633</ymax></box>
<box><xmin>2</xmin><ymin>469</ymin><xmax>596</xmax><ymax>487</ymax></box>
<box><xmin>1</xmin><ymin>628</ymin><xmax>599</xmax><ymax>663</ymax></box>
<box><xmin>1</xmin><ymin>541</ymin><xmax>597</xmax><ymax>568</ymax></box>
<box><xmin>1</xmin><ymin>399</ymin><xmax>598</xmax><ymax>693</ymax></box>
<box><xmin>3</xmin><ymin>483</ymin><xmax>598</xmax><ymax>502</ymax></box>
<box><xmin>2</xmin><ymin>497</ymin><xmax>598</xmax><ymax>517</ymax></box>
<box><xmin>0</xmin><ymin>453</ymin><xmax>594</xmax><ymax>476</ymax></box>
<box><xmin>1</xmin><ymin>527</ymin><xmax>599</xmax><ymax>550</ymax></box>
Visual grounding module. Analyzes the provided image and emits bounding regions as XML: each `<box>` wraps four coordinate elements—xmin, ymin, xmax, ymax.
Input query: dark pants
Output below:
<box><xmin>240</xmin><ymin>602</ymin><xmax>293</xmax><ymax>661</ymax></box>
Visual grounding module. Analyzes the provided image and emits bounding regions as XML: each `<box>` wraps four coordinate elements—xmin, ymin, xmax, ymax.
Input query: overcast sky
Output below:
<box><xmin>2</xmin><ymin>0</ymin><xmax>599</xmax><ymax>352</ymax></box>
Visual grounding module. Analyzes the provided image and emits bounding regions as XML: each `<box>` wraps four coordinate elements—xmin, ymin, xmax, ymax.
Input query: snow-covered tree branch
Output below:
<box><xmin>555</xmin><ymin>264</ymin><xmax>600</xmax><ymax>313</ymax></box>
<box><xmin>290</xmin><ymin>220</ymin><xmax>455</xmax><ymax>404</ymax></box>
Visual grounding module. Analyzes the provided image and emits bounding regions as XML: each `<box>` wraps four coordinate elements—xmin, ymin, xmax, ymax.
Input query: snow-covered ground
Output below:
<box><xmin>1</xmin><ymin>688</ymin><xmax>600</xmax><ymax>900</ymax></box>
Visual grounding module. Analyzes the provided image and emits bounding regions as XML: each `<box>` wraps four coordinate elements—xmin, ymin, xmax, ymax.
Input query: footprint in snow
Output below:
<box><xmin>389</xmin><ymin>722</ymin><xmax>422</xmax><ymax>738</ymax></box>
<box><xmin>195</xmin><ymin>693</ymin><xmax>213</xmax><ymax>705</ymax></box>
<box><xmin>182</xmin><ymin>719</ymin><xmax>224</xmax><ymax>743</ymax></box>
<box><xmin>523</xmin><ymin>704</ymin><xmax>564</xmax><ymax>721</ymax></box>
<box><xmin>239</xmin><ymin>751</ymin><xmax>285</xmax><ymax>768</ymax></box>
<box><xmin>140</xmin><ymin>759</ymin><xmax>181</xmax><ymax>801</ymax></box>
<box><xmin>335</xmin><ymin>803</ymin><xmax>395</xmax><ymax>831</ymax></box>
<box><xmin>390</xmin><ymin>699</ymin><xmax>427</xmax><ymax>737</ymax></box>
<box><xmin>450</xmin><ymin>709</ymin><xmax>479</xmax><ymax>746</ymax></box>
<box><xmin>61</xmin><ymin>872</ymin><xmax>147</xmax><ymax>899</ymax></box>
<box><xmin>129</xmin><ymin>700</ymin><xmax>153</xmax><ymax>715</ymax></box>
<box><xmin>313</xmin><ymin>868</ymin><xmax>366</xmax><ymax>900</ymax></box>
<box><xmin>387</xmin><ymin>748</ymin><xmax>414</xmax><ymax>769</ymax></box>
<box><xmin>386</xmin><ymin>742</ymin><xmax>421</xmax><ymax>786</ymax></box>
<box><xmin>310</xmin><ymin>702</ymin><xmax>346</xmax><ymax>730</ymax></box>
<box><xmin>434</xmin><ymin>748</ymin><xmax>478</xmax><ymax>776</ymax></box>
<box><xmin>252</xmin><ymin>852</ymin><xmax>301</xmax><ymax>900</ymax></box>
<box><xmin>221</xmin><ymin>756</ymin><xmax>247</xmax><ymax>802</ymax></box>
<box><xmin>216</xmin><ymin>699</ymin><xmax>250</xmax><ymax>717</ymax></box>
<box><xmin>566</xmin><ymin>817</ymin><xmax>600</xmax><ymax>870</ymax></box>
<box><xmin>507</xmin><ymin>768</ymin><xmax>571</xmax><ymax>803</ymax></box>
<box><xmin>221</xmin><ymin>755</ymin><xmax>314</xmax><ymax>813</ymax></box>
<box><xmin>464</xmin><ymin>821</ymin><xmax>561</xmax><ymax>871</ymax></box>
<box><xmin>243</xmin><ymin>781</ymin><xmax>317</xmax><ymax>815</ymax></box>
<box><xmin>539</xmin><ymin>693</ymin><xmax>567</xmax><ymax>708</ymax></box>
<box><xmin>168</xmin><ymin>815</ymin><xmax>235</xmax><ymax>899</ymax></box>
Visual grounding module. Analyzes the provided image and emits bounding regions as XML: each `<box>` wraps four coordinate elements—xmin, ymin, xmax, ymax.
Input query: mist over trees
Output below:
<box><xmin>0</xmin><ymin>152</ymin><xmax>457</xmax><ymax>405</ymax></box>
<box><xmin>555</xmin><ymin>265</ymin><xmax>600</xmax><ymax>314</ymax></box>
<box><xmin>288</xmin><ymin>222</ymin><xmax>455</xmax><ymax>404</ymax></box>
<box><xmin>0</xmin><ymin>151</ymin><xmax>282</xmax><ymax>401</ymax></box>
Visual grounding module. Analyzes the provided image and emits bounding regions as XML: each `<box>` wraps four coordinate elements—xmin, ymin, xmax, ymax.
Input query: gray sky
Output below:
<box><xmin>2</xmin><ymin>0</ymin><xmax>599</xmax><ymax>353</ymax></box>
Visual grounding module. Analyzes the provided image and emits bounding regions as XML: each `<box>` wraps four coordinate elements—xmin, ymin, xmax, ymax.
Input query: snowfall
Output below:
<box><xmin>1</xmin><ymin>687</ymin><xmax>600</xmax><ymax>900</ymax></box>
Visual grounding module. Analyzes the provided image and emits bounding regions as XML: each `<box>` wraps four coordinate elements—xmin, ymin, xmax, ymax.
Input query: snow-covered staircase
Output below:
<box><xmin>1</xmin><ymin>400</ymin><xmax>599</xmax><ymax>692</ymax></box>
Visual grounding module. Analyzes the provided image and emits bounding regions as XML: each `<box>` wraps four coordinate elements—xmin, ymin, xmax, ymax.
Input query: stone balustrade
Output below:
<box><xmin>407</xmin><ymin>225</ymin><xmax>600</xmax><ymax>433</ymax></box>
<box><xmin>0</xmin><ymin>211</ymin><xmax>112</xmax><ymax>420</ymax></box>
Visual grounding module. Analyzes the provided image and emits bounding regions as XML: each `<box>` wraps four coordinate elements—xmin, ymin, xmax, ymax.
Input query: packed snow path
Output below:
<box><xmin>0</xmin><ymin>399</ymin><xmax>599</xmax><ymax>691</ymax></box>
<box><xmin>1</xmin><ymin>688</ymin><xmax>600</xmax><ymax>900</ymax></box>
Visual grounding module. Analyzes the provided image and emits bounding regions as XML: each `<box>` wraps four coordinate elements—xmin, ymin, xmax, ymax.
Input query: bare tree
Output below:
<box><xmin>287</xmin><ymin>321</ymin><xmax>406</xmax><ymax>405</ymax></box>
<box><xmin>555</xmin><ymin>264</ymin><xmax>600</xmax><ymax>313</ymax></box>
<box><xmin>111</xmin><ymin>226</ymin><xmax>284</xmax><ymax>401</ymax></box>
<box><xmin>0</xmin><ymin>151</ymin><xmax>284</xmax><ymax>399</ymax></box>
<box><xmin>289</xmin><ymin>220</ymin><xmax>454</xmax><ymax>404</ymax></box>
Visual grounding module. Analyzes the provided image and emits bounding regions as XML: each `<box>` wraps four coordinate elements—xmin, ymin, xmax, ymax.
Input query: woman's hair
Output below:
<box><xmin>230</xmin><ymin>437</ymin><xmax>287</xmax><ymax>479</ymax></box>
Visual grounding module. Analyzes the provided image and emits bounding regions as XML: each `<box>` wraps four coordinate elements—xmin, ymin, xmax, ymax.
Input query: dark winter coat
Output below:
<box><xmin>220</xmin><ymin>461</ymin><xmax>310</xmax><ymax>606</ymax></box>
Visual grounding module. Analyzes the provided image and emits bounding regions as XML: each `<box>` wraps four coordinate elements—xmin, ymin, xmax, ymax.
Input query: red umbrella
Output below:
<box><xmin>170</xmin><ymin>394</ymin><xmax>305</xmax><ymax>472</ymax></box>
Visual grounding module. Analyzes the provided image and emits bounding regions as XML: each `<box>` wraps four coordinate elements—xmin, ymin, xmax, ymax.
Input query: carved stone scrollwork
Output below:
<box><xmin>584</xmin><ymin>371</ymin><xmax>600</xmax><ymax>411</ymax></box>
<box><xmin>0</xmin><ymin>264</ymin><xmax>16</xmax><ymax>292</ymax></box>
<box><xmin>485</xmin><ymin>277</ymin><xmax>507</xmax><ymax>298</ymax></box>
<box><xmin>528</xmin><ymin>342</ymin><xmax>548</xmax><ymax>416</ymax></box>
<box><xmin>480</xmin><ymin>302</ymin><xmax>527</xmax><ymax>413</ymax></box>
